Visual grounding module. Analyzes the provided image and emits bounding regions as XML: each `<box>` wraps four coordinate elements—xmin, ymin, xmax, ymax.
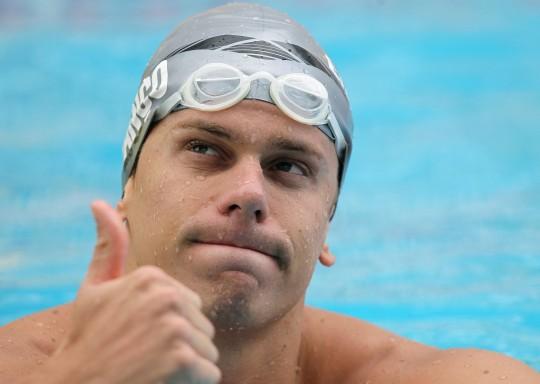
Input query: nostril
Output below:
<box><xmin>255</xmin><ymin>209</ymin><xmax>263</xmax><ymax>221</ymax></box>
<box><xmin>228</xmin><ymin>204</ymin><xmax>241</xmax><ymax>213</ymax></box>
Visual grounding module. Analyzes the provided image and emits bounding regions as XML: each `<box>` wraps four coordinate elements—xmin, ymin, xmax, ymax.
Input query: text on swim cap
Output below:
<box><xmin>123</xmin><ymin>60</ymin><xmax>168</xmax><ymax>160</ymax></box>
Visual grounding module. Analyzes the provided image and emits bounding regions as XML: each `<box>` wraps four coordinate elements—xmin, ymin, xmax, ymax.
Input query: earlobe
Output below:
<box><xmin>318</xmin><ymin>243</ymin><xmax>336</xmax><ymax>267</ymax></box>
<box><xmin>116</xmin><ymin>178</ymin><xmax>133</xmax><ymax>224</ymax></box>
<box><xmin>116</xmin><ymin>200</ymin><xmax>128</xmax><ymax>225</ymax></box>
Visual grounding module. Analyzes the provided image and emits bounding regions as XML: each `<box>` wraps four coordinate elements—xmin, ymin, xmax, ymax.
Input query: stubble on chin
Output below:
<box><xmin>206</xmin><ymin>289</ymin><xmax>252</xmax><ymax>332</ymax></box>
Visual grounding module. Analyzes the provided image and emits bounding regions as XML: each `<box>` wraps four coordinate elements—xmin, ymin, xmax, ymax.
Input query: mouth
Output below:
<box><xmin>191</xmin><ymin>239</ymin><xmax>286</xmax><ymax>270</ymax></box>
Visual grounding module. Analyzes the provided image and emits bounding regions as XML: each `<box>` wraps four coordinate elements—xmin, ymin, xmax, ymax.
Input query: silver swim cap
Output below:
<box><xmin>122</xmin><ymin>3</ymin><xmax>353</xmax><ymax>189</ymax></box>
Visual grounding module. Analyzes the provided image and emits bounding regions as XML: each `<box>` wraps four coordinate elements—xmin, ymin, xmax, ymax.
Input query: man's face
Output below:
<box><xmin>121</xmin><ymin>100</ymin><xmax>338</xmax><ymax>330</ymax></box>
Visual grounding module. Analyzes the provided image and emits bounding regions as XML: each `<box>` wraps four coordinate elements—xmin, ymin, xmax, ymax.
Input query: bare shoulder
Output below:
<box><xmin>303</xmin><ymin>307</ymin><xmax>539</xmax><ymax>384</ymax></box>
<box><xmin>0</xmin><ymin>304</ymin><xmax>72</xmax><ymax>379</ymax></box>
<box><xmin>396</xmin><ymin>348</ymin><xmax>540</xmax><ymax>384</ymax></box>
<box><xmin>302</xmin><ymin>306</ymin><xmax>437</xmax><ymax>383</ymax></box>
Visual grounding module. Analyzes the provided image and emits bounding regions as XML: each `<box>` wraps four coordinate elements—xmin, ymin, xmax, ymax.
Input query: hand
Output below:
<box><xmin>48</xmin><ymin>200</ymin><xmax>221</xmax><ymax>384</ymax></box>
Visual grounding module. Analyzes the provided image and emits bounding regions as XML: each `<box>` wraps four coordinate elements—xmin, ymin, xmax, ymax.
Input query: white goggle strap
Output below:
<box><xmin>155</xmin><ymin>91</ymin><xmax>183</xmax><ymax>120</ymax></box>
<box><xmin>327</xmin><ymin>112</ymin><xmax>347</xmax><ymax>161</ymax></box>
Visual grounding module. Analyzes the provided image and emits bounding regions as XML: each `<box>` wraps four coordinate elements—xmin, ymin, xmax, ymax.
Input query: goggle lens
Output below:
<box><xmin>282</xmin><ymin>83</ymin><xmax>324</xmax><ymax>110</ymax></box>
<box><xmin>194</xmin><ymin>76</ymin><xmax>241</xmax><ymax>98</ymax></box>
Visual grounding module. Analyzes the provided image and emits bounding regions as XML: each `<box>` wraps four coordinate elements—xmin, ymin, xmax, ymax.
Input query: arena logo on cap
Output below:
<box><xmin>123</xmin><ymin>60</ymin><xmax>168</xmax><ymax>159</ymax></box>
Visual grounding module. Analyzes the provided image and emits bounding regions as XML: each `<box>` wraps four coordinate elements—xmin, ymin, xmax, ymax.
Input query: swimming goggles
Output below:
<box><xmin>155</xmin><ymin>63</ymin><xmax>347</xmax><ymax>158</ymax></box>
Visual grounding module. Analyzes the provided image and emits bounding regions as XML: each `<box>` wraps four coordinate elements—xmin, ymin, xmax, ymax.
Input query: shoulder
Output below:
<box><xmin>303</xmin><ymin>307</ymin><xmax>539</xmax><ymax>384</ymax></box>
<box><xmin>395</xmin><ymin>348</ymin><xmax>540</xmax><ymax>384</ymax></box>
<box><xmin>0</xmin><ymin>304</ymin><xmax>72</xmax><ymax>379</ymax></box>
<box><xmin>301</xmin><ymin>307</ymin><xmax>436</xmax><ymax>382</ymax></box>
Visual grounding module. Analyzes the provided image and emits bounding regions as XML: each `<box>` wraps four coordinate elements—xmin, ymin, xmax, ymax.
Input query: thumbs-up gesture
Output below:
<box><xmin>48</xmin><ymin>201</ymin><xmax>221</xmax><ymax>384</ymax></box>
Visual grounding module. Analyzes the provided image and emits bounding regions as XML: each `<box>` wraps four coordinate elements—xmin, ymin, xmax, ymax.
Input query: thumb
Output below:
<box><xmin>85</xmin><ymin>200</ymin><xmax>129</xmax><ymax>285</ymax></box>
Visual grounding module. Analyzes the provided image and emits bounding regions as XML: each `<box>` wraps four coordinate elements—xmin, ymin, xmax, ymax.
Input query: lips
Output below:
<box><xmin>186</xmin><ymin>228</ymin><xmax>289</xmax><ymax>271</ymax></box>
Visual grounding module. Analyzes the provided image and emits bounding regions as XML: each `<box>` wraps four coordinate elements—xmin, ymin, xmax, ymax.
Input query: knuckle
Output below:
<box><xmin>164</xmin><ymin>316</ymin><xmax>191</xmax><ymax>339</ymax></box>
<box><xmin>132</xmin><ymin>265</ymin><xmax>166</xmax><ymax>287</ymax></box>
<box><xmin>172</xmin><ymin>345</ymin><xmax>196</xmax><ymax>369</ymax></box>
<box><xmin>207</xmin><ymin>365</ymin><xmax>222</xmax><ymax>383</ymax></box>
<box><xmin>194</xmin><ymin>360</ymin><xmax>222</xmax><ymax>383</ymax></box>
<box><xmin>154</xmin><ymin>287</ymin><xmax>179</xmax><ymax>306</ymax></box>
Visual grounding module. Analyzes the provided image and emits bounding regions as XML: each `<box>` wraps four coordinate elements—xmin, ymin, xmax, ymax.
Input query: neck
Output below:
<box><xmin>214</xmin><ymin>301</ymin><xmax>307</xmax><ymax>384</ymax></box>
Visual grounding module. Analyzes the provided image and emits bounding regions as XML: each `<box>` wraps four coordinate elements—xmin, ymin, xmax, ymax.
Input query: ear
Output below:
<box><xmin>116</xmin><ymin>177</ymin><xmax>134</xmax><ymax>222</ymax></box>
<box><xmin>318</xmin><ymin>243</ymin><xmax>335</xmax><ymax>267</ymax></box>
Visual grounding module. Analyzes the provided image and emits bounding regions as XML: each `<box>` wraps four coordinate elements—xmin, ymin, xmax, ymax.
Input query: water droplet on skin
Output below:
<box><xmin>185</xmin><ymin>180</ymin><xmax>192</xmax><ymax>186</ymax></box>
<box><xmin>498</xmin><ymin>376</ymin><xmax>508</xmax><ymax>380</ymax></box>
<box><xmin>196</xmin><ymin>175</ymin><xmax>206</xmax><ymax>181</ymax></box>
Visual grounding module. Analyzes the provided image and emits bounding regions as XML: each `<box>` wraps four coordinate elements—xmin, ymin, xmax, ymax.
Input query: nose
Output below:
<box><xmin>216</xmin><ymin>158</ymin><xmax>269</xmax><ymax>223</ymax></box>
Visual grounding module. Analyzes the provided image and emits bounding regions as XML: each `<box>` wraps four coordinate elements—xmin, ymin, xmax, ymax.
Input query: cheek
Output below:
<box><xmin>283</xmin><ymin>206</ymin><xmax>328</xmax><ymax>301</ymax></box>
<box><xmin>281</xmin><ymin>191</ymin><xmax>330</xmax><ymax>265</ymax></box>
<box><xmin>127</xmin><ymin>153</ymin><xmax>200</xmax><ymax>258</ymax></box>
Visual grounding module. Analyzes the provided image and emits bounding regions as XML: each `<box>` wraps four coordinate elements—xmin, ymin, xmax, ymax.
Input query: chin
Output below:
<box><xmin>205</xmin><ymin>289</ymin><xmax>254</xmax><ymax>332</ymax></box>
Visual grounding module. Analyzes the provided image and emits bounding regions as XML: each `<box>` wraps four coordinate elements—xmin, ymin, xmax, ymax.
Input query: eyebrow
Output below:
<box><xmin>175</xmin><ymin>118</ymin><xmax>325</xmax><ymax>161</ymax></box>
<box><xmin>267</xmin><ymin>137</ymin><xmax>324</xmax><ymax>161</ymax></box>
<box><xmin>175</xmin><ymin>119</ymin><xmax>234</xmax><ymax>140</ymax></box>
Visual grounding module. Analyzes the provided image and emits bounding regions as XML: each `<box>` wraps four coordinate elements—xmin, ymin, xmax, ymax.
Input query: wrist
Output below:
<box><xmin>14</xmin><ymin>355</ymin><xmax>83</xmax><ymax>384</ymax></box>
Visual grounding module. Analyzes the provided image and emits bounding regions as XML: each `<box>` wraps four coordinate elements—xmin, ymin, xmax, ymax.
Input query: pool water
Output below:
<box><xmin>1</xmin><ymin>0</ymin><xmax>539</xmax><ymax>370</ymax></box>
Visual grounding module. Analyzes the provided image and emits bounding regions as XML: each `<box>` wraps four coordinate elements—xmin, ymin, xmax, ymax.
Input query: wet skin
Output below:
<box><xmin>0</xmin><ymin>100</ymin><xmax>538</xmax><ymax>383</ymax></box>
<box><xmin>121</xmin><ymin>99</ymin><xmax>338</xmax><ymax>334</ymax></box>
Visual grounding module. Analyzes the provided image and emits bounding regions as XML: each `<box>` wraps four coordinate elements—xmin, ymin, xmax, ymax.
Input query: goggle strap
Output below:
<box><xmin>156</xmin><ymin>91</ymin><xmax>183</xmax><ymax>120</ymax></box>
<box><xmin>328</xmin><ymin>112</ymin><xmax>347</xmax><ymax>158</ymax></box>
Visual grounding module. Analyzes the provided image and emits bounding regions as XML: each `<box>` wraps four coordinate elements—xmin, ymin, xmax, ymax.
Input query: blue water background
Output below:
<box><xmin>1</xmin><ymin>0</ymin><xmax>539</xmax><ymax>369</ymax></box>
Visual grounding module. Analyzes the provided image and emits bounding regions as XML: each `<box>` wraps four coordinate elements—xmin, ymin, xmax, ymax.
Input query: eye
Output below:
<box><xmin>272</xmin><ymin>160</ymin><xmax>307</xmax><ymax>176</ymax></box>
<box><xmin>185</xmin><ymin>140</ymin><xmax>219</xmax><ymax>156</ymax></box>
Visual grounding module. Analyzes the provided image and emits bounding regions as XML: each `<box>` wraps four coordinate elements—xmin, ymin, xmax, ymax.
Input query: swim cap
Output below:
<box><xmin>122</xmin><ymin>3</ymin><xmax>353</xmax><ymax>189</ymax></box>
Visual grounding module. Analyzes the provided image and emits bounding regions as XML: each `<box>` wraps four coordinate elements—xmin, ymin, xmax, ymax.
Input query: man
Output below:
<box><xmin>1</xmin><ymin>3</ymin><xmax>538</xmax><ymax>383</ymax></box>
